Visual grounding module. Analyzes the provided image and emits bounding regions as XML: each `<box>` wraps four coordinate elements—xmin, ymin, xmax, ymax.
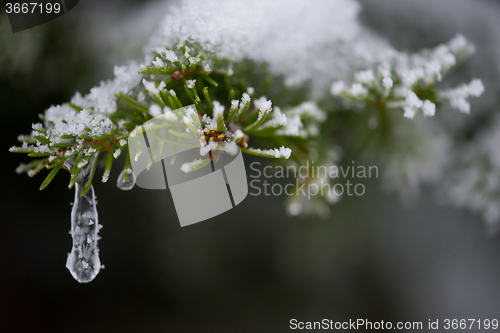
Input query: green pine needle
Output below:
<box><xmin>39</xmin><ymin>164</ymin><xmax>62</xmax><ymax>190</ymax></box>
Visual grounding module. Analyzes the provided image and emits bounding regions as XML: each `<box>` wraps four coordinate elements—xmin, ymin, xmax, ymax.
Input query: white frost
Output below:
<box><xmin>247</xmin><ymin>146</ymin><xmax>292</xmax><ymax>159</ymax></box>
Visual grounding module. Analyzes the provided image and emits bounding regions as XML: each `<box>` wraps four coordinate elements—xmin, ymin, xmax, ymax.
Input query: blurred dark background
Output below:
<box><xmin>1</xmin><ymin>0</ymin><xmax>500</xmax><ymax>332</ymax></box>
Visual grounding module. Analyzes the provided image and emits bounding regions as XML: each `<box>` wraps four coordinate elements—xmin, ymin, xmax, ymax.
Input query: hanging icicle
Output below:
<box><xmin>65</xmin><ymin>154</ymin><xmax>102</xmax><ymax>283</ymax></box>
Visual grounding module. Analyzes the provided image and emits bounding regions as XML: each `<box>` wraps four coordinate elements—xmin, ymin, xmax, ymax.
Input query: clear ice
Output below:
<box><xmin>65</xmin><ymin>155</ymin><xmax>102</xmax><ymax>283</ymax></box>
<box><xmin>117</xmin><ymin>169</ymin><xmax>136</xmax><ymax>190</ymax></box>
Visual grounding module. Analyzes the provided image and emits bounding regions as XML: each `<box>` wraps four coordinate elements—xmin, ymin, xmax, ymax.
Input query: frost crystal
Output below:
<box><xmin>439</xmin><ymin>79</ymin><xmax>485</xmax><ymax>114</ymax></box>
<box><xmin>279</xmin><ymin>102</ymin><xmax>325</xmax><ymax>137</ymax></box>
<box><xmin>186</xmin><ymin>79</ymin><xmax>196</xmax><ymax>89</ymax></box>
<box><xmin>355</xmin><ymin>70</ymin><xmax>375</xmax><ymax>83</ymax></box>
<box><xmin>276</xmin><ymin>115</ymin><xmax>302</xmax><ymax>137</ymax></box>
<box><xmin>180</xmin><ymin>158</ymin><xmax>207</xmax><ymax>173</ymax></box>
<box><xmin>223</xmin><ymin>141</ymin><xmax>239</xmax><ymax>155</ymax></box>
<box><xmin>422</xmin><ymin>100</ymin><xmax>436</xmax><ymax>117</ymax></box>
<box><xmin>149</xmin><ymin>104</ymin><xmax>162</xmax><ymax>117</ymax></box>
<box><xmin>233</xmin><ymin>129</ymin><xmax>244</xmax><ymax>142</ymax></box>
<box><xmin>44</xmin><ymin>107</ymin><xmax>114</xmax><ymax>138</ymax></box>
<box><xmin>164</xmin><ymin>50</ymin><xmax>178</xmax><ymax>62</ymax></box>
<box><xmin>188</xmin><ymin>55</ymin><xmax>201</xmax><ymax>65</ymax></box>
<box><xmin>70</xmin><ymin>63</ymin><xmax>142</xmax><ymax>114</ymax></box>
<box><xmin>263</xmin><ymin>107</ymin><xmax>287</xmax><ymax>128</ymax></box>
<box><xmin>113</xmin><ymin>148</ymin><xmax>122</xmax><ymax>159</ymax></box>
<box><xmin>254</xmin><ymin>97</ymin><xmax>272</xmax><ymax>115</ymax></box>
<box><xmin>164</xmin><ymin>110</ymin><xmax>178</xmax><ymax>121</ymax></box>
<box><xmin>152</xmin><ymin>57</ymin><xmax>165</xmax><ymax>68</ymax></box>
<box><xmin>230</xmin><ymin>100</ymin><xmax>239</xmax><ymax>111</ymax></box>
<box><xmin>143</xmin><ymin>79</ymin><xmax>160</xmax><ymax>96</ymax></box>
<box><xmin>248</xmin><ymin>146</ymin><xmax>292</xmax><ymax>159</ymax></box>
<box><xmin>241</xmin><ymin>93</ymin><xmax>251</xmax><ymax>104</ymax></box>
<box><xmin>212</xmin><ymin>101</ymin><xmax>225</xmax><ymax>120</ymax></box>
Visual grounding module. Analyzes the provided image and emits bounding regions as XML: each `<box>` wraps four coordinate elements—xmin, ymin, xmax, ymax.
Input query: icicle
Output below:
<box><xmin>65</xmin><ymin>155</ymin><xmax>102</xmax><ymax>283</ymax></box>
<box><xmin>117</xmin><ymin>169</ymin><xmax>136</xmax><ymax>190</ymax></box>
